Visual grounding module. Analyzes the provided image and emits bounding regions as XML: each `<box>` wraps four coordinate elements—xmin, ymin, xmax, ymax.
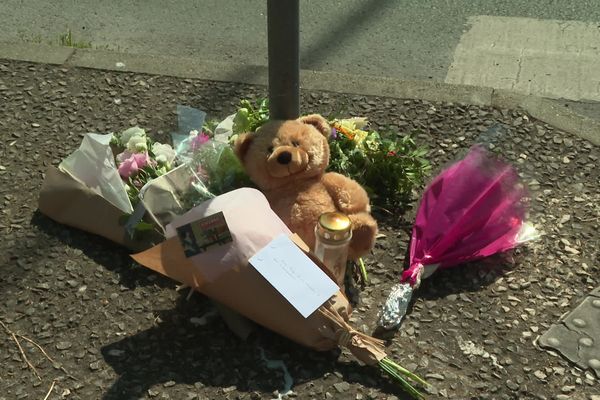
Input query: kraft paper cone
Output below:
<box><xmin>128</xmin><ymin>186</ymin><xmax>433</xmax><ymax>398</ymax></box>
<box><xmin>132</xmin><ymin>234</ymin><xmax>387</xmax><ymax>364</ymax></box>
<box><xmin>131</xmin><ymin>187</ymin><xmax>388</xmax><ymax>362</ymax></box>
<box><xmin>38</xmin><ymin>166</ymin><xmax>163</xmax><ymax>251</ymax></box>
<box><xmin>38</xmin><ymin>166</ymin><xmax>257</xmax><ymax>340</ymax></box>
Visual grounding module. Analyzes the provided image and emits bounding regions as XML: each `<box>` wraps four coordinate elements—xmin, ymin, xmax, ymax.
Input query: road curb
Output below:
<box><xmin>0</xmin><ymin>42</ymin><xmax>74</xmax><ymax>65</ymax></box>
<box><xmin>1</xmin><ymin>42</ymin><xmax>598</xmax><ymax>145</ymax></box>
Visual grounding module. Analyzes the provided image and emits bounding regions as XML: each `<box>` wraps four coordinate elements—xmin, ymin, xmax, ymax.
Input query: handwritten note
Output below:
<box><xmin>249</xmin><ymin>234</ymin><xmax>339</xmax><ymax>318</ymax></box>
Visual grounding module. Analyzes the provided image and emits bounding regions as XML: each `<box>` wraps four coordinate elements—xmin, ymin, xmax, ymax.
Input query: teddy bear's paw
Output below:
<box><xmin>348</xmin><ymin>212</ymin><xmax>378</xmax><ymax>260</ymax></box>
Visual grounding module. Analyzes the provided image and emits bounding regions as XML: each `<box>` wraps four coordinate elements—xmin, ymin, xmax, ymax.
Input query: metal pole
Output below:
<box><xmin>267</xmin><ymin>0</ymin><xmax>300</xmax><ymax>120</ymax></box>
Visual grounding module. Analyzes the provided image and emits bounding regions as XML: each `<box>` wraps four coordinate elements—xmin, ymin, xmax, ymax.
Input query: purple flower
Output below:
<box><xmin>330</xmin><ymin>127</ymin><xmax>338</xmax><ymax>140</ymax></box>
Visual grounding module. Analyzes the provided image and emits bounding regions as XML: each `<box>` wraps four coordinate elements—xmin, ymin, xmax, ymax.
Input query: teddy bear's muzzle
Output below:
<box><xmin>267</xmin><ymin>147</ymin><xmax>309</xmax><ymax>178</ymax></box>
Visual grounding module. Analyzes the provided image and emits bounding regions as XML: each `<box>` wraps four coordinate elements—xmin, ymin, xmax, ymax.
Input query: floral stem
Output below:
<box><xmin>382</xmin><ymin>357</ymin><xmax>430</xmax><ymax>387</ymax></box>
<box><xmin>378</xmin><ymin>357</ymin><xmax>429</xmax><ymax>400</ymax></box>
<box><xmin>358</xmin><ymin>257</ymin><xmax>368</xmax><ymax>284</ymax></box>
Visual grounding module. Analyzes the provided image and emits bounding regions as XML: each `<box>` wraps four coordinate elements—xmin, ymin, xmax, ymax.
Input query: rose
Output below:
<box><xmin>152</xmin><ymin>142</ymin><xmax>176</xmax><ymax>166</ymax></box>
<box><xmin>116</xmin><ymin>150</ymin><xmax>131</xmax><ymax>164</ymax></box>
<box><xmin>118</xmin><ymin>152</ymin><xmax>150</xmax><ymax>179</ymax></box>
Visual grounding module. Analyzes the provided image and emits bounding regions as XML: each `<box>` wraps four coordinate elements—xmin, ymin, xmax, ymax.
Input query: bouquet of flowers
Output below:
<box><xmin>378</xmin><ymin>145</ymin><xmax>539</xmax><ymax>329</ymax></box>
<box><xmin>137</xmin><ymin>106</ymin><xmax>253</xmax><ymax>229</ymax></box>
<box><xmin>328</xmin><ymin>117</ymin><xmax>430</xmax><ymax>210</ymax></box>
<box><xmin>38</xmin><ymin>106</ymin><xmax>248</xmax><ymax>250</ymax></box>
<box><xmin>133</xmin><ymin>188</ymin><xmax>429</xmax><ymax>399</ymax></box>
<box><xmin>38</xmin><ymin>127</ymin><xmax>172</xmax><ymax>250</ymax></box>
<box><xmin>110</xmin><ymin>126</ymin><xmax>177</xmax><ymax>206</ymax></box>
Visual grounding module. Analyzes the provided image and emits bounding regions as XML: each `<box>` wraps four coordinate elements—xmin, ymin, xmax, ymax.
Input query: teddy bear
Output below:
<box><xmin>234</xmin><ymin>114</ymin><xmax>377</xmax><ymax>261</ymax></box>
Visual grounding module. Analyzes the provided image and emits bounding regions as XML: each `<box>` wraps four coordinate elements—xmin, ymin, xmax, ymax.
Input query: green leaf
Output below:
<box><xmin>134</xmin><ymin>221</ymin><xmax>155</xmax><ymax>232</ymax></box>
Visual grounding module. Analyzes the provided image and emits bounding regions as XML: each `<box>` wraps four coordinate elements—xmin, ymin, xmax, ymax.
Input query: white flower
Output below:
<box><xmin>120</xmin><ymin>126</ymin><xmax>146</xmax><ymax>144</ymax></box>
<box><xmin>127</xmin><ymin>135</ymin><xmax>147</xmax><ymax>152</ymax></box>
<box><xmin>152</xmin><ymin>142</ymin><xmax>176</xmax><ymax>165</ymax></box>
<box><xmin>348</xmin><ymin>117</ymin><xmax>368</xmax><ymax>129</ymax></box>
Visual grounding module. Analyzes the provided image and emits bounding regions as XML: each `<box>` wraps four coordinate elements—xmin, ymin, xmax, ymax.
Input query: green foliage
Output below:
<box><xmin>59</xmin><ymin>29</ymin><xmax>92</xmax><ymax>48</ymax></box>
<box><xmin>202</xmin><ymin>144</ymin><xmax>254</xmax><ymax>196</ymax></box>
<box><xmin>328</xmin><ymin>128</ymin><xmax>430</xmax><ymax>210</ymax></box>
<box><xmin>230</xmin><ymin>98</ymin><xmax>431</xmax><ymax>211</ymax></box>
<box><xmin>232</xmin><ymin>98</ymin><xmax>270</xmax><ymax>135</ymax></box>
<box><xmin>202</xmin><ymin>119</ymin><xmax>221</xmax><ymax>135</ymax></box>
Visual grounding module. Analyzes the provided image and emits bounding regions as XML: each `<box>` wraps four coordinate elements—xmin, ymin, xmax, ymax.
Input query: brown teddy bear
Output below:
<box><xmin>234</xmin><ymin>114</ymin><xmax>377</xmax><ymax>260</ymax></box>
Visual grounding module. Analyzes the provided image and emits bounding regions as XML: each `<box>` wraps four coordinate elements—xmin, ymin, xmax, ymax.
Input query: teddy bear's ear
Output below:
<box><xmin>234</xmin><ymin>133</ymin><xmax>254</xmax><ymax>162</ymax></box>
<box><xmin>298</xmin><ymin>114</ymin><xmax>331</xmax><ymax>137</ymax></box>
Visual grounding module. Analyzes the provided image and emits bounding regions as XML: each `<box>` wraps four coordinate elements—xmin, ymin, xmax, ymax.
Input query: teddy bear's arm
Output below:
<box><xmin>321</xmin><ymin>172</ymin><xmax>371</xmax><ymax>214</ymax></box>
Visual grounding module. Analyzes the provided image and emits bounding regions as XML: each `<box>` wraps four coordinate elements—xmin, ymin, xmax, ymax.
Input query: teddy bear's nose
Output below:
<box><xmin>277</xmin><ymin>151</ymin><xmax>292</xmax><ymax>165</ymax></box>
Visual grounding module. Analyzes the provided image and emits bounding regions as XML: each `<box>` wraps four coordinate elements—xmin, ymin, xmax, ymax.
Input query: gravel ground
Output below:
<box><xmin>0</xmin><ymin>60</ymin><xmax>599</xmax><ymax>400</ymax></box>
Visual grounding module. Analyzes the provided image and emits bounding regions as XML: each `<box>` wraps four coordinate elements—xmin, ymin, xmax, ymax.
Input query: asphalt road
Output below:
<box><xmin>1</xmin><ymin>1</ymin><xmax>600</xmax><ymax>102</ymax></box>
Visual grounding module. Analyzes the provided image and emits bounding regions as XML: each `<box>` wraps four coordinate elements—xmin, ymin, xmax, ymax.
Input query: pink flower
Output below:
<box><xmin>190</xmin><ymin>132</ymin><xmax>210</xmax><ymax>151</ymax></box>
<box><xmin>118</xmin><ymin>152</ymin><xmax>150</xmax><ymax>179</ymax></box>
<box><xmin>116</xmin><ymin>150</ymin><xmax>132</xmax><ymax>164</ymax></box>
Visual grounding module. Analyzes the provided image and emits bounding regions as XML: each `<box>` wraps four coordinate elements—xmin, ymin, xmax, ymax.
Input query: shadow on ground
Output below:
<box><xmin>100</xmin><ymin>292</ymin><xmax>415</xmax><ymax>400</ymax></box>
<box><xmin>29</xmin><ymin>210</ymin><xmax>174</xmax><ymax>290</ymax></box>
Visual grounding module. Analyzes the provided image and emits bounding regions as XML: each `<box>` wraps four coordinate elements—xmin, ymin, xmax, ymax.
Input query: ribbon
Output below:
<box><xmin>318</xmin><ymin>300</ymin><xmax>387</xmax><ymax>365</ymax></box>
<box><xmin>400</xmin><ymin>262</ymin><xmax>425</xmax><ymax>288</ymax></box>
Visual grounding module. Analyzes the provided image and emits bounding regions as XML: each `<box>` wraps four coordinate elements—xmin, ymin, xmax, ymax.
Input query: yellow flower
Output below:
<box><xmin>346</xmin><ymin>117</ymin><xmax>369</xmax><ymax>129</ymax></box>
<box><xmin>353</xmin><ymin>129</ymin><xmax>368</xmax><ymax>145</ymax></box>
<box><xmin>330</xmin><ymin>117</ymin><xmax>370</xmax><ymax>143</ymax></box>
<box><xmin>332</xmin><ymin>121</ymin><xmax>355</xmax><ymax>140</ymax></box>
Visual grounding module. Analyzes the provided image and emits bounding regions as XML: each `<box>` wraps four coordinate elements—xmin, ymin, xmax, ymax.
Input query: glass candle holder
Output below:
<box><xmin>314</xmin><ymin>212</ymin><xmax>352</xmax><ymax>288</ymax></box>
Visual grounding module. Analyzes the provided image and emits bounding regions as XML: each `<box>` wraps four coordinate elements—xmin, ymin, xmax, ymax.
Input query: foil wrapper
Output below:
<box><xmin>377</xmin><ymin>282</ymin><xmax>414</xmax><ymax>330</ymax></box>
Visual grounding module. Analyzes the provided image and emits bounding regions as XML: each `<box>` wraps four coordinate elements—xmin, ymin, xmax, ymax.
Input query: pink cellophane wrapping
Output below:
<box><xmin>402</xmin><ymin>145</ymin><xmax>529</xmax><ymax>286</ymax></box>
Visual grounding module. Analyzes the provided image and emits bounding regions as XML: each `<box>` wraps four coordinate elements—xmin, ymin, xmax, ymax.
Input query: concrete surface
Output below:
<box><xmin>446</xmin><ymin>16</ymin><xmax>600</xmax><ymax>102</ymax></box>
<box><xmin>1</xmin><ymin>41</ymin><xmax>599</xmax><ymax>146</ymax></box>
<box><xmin>0</xmin><ymin>42</ymin><xmax>74</xmax><ymax>65</ymax></box>
<box><xmin>2</xmin><ymin>0</ymin><xmax>600</xmax><ymax>101</ymax></box>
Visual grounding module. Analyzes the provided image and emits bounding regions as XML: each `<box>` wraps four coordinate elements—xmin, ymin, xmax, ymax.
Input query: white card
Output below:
<box><xmin>249</xmin><ymin>234</ymin><xmax>339</xmax><ymax>318</ymax></box>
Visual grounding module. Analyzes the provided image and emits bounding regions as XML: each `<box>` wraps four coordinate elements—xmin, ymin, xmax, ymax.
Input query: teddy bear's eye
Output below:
<box><xmin>267</xmin><ymin>146</ymin><xmax>274</xmax><ymax>154</ymax></box>
<box><xmin>292</xmin><ymin>141</ymin><xmax>299</xmax><ymax>147</ymax></box>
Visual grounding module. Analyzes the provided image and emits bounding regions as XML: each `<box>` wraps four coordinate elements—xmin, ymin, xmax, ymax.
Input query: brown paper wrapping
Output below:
<box><xmin>38</xmin><ymin>166</ymin><xmax>163</xmax><ymax>251</ymax></box>
<box><xmin>132</xmin><ymin>235</ymin><xmax>387</xmax><ymax>365</ymax></box>
<box><xmin>38</xmin><ymin>171</ymin><xmax>386</xmax><ymax>359</ymax></box>
<box><xmin>38</xmin><ymin>166</ymin><xmax>257</xmax><ymax>340</ymax></box>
